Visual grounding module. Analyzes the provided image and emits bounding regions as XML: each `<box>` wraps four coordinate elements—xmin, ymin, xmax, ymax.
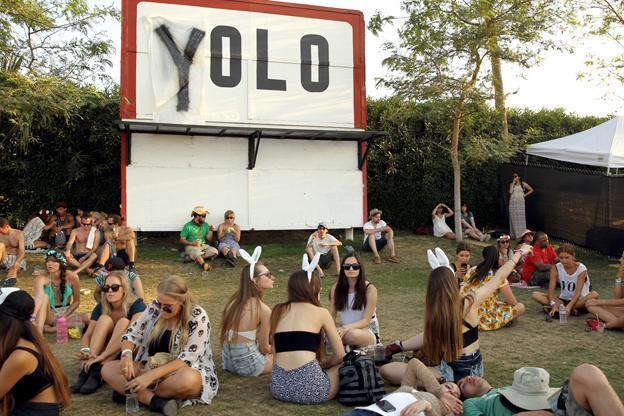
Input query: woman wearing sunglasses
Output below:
<box><xmin>0</xmin><ymin>288</ymin><xmax>70</xmax><ymax>416</ymax></box>
<box><xmin>71</xmin><ymin>271</ymin><xmax>146</xmax><ymax>395</ymax></box>
<box><xmin>460</xmin><ymin>245</ymin><xmax>525</xmax><ymax>331</ymax></box>
<box><xmin>269</xmin><ymin>268</ymin><xmax>345</xmax><ymax>404</ymax></box>
<box><xmin>102</xmin><ymin>276</ymin><xmax>218</xmax><ymax>415</ymax></box>
<box><xmin>32</xmin><ymin>250</ymin><xmax>80</xmax><ymax>334</ymax></box>
<box><xmin>220</xmin><ymin>261</ymin><xmax>274</xmax><ymax>376</ymax></box>
<box><xmin>329</xmin><ymin>252</ymin><xmax>380</xmax><ymax>348</ymax></box>
<box><xmin>216</xmin><ymin>210</ymin><xmax>241</xmax><ymax>267</ymax></box>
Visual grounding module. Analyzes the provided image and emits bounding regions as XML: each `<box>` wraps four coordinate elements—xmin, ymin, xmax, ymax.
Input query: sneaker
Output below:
<box><xmin>202</xmin><ymin>262</ymin><xmax>211</xmax><ymax>272</ymax></box>
<box><xmin>128</xmin><ymin>265</ymin><xmax>136</xmax><ymax>274</ymax></box>
<box><xmin>373</xmin><ymin>256</ymin><xmax>381</xmax><ymax>264</ymax></box>
<box><xmin>384</xmin><ymin>342</ymin><xmax>403</xmax><ymax>361</ymax></box>
<box><xmin>388</xmin><ymin>256</ymin><xmax>401</xmax><ymax>264</ymax></box>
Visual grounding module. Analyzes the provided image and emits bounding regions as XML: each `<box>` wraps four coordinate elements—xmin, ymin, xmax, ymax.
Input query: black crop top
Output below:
<box><xmin>10</xmin><ymin>346</ymin><xmax>53</xmax><ymax>403</ymax></box>
<box><xmin>462</xmin><ymin>320</ymin><xmax>478</xmax><ymax>348</ymax></box>
<box><xmin>274</xmin><ymin>331</ymin><xmax>321</xmax><ymax>353</ymax></box>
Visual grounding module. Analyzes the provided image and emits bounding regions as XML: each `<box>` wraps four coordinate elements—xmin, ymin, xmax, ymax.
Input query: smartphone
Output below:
<box><xmin>461</xmin><ymin>263</ymin><xmax>468</xmax><ymax>269</ymax></box>
<box><xmin>376</xmin><ymin>399</ymin><xmax>396</xmax><ymax>413</ymax></box>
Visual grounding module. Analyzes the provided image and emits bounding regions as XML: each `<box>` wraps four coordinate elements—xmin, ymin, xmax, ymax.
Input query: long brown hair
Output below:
<box><xmin>467</xmin><ymin>246</ymin><xmax>499</xmax><ymax>286</ymax></box>
<box><xmin>270</xmin><ymin>271</ymin><xmax>323</xmax><ymax>359</ymax></box>
<box><xmin>220</xmin><ymin>263</ymin><xmax>265</xmax><ymax>344</ymax></box>
<box><xmin>423</xmin><ymin>267</ymin><xmax>464</xmax><ymax>364</ymax></box>
<box><xmin>0</xmin><ymin>316</ymin><xmax>70</xmax><ymax>414</ymax></box>
<box><xmin>148</xmin><ymin>276</ymin><xmax>194</xmax><ymax>353</ymax></box>
<box><xmin>333</xmin><ymin>253</ymin><xmax>368</xmax><ymax>311</ymax></box>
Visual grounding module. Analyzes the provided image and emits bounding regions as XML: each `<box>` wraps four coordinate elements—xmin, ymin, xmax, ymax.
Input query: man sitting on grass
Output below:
<box><xmin>460</xmin><ymin>364</ymin><xmax>622</xmax><ymax>416</ymax></box>
<box><xmin>180</xmin><ymin>205</ymin><xmax>218</xmax><ymax>272</ymax></box>
<box><xmin>362</xmin><ymin>208</ymin><xmax>400</xmax><ymax>265</ymax></box>
<box><xmin>306</xmin><ymin>222</ymin><xmax>342</xmax><ymax>277</ymax></box>
<box><xmin>64</xmin><ymin>212</ymin><xmax>100</xmax><ymax>274</ymax></box>
<box><xmin>0</xmin><ymin>217</ymin><xmax>25</xmax><ymax>286</ymax></box>
<box><xmin>522</xmin><ymin>231</ymin><xmax>557</xmax><ymax>287</ymax></box>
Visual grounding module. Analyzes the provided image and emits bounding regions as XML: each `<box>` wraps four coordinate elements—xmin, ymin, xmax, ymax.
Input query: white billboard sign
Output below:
<box><xmin>134</xmin><ymin>2</ymin><xmax>356</xmax><ymax>128</ymax></box>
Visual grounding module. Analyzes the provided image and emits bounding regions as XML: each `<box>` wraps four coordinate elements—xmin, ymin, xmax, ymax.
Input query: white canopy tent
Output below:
<box><xmin>527</xmin><ymin>116</ymin><xmax>624</xmax><ymax>171</ymax></box>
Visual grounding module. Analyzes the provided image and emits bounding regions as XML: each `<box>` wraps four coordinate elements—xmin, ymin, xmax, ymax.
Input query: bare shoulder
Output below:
<box><xmin>66</xmin><ymin>270</ymin><xmax>80</xmax><ymax>282</ymax></box>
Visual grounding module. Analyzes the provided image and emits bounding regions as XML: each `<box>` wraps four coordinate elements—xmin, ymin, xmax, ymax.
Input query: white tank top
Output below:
<box><xmin>556</xmin><ymin>262</ymin><xmax>590</xmax><ymax>300</ymax></box>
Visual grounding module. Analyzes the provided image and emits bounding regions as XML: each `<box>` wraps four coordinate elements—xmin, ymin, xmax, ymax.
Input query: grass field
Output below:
<box><xmin>17</xmin><ymin>232</ymin><xmax>624</xmax><ymax>415</ymax></box>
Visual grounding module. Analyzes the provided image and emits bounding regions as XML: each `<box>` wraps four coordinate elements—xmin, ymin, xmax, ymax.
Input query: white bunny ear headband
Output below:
<box><xmin>239</xmin><ymin>246</ymin><xmax>262</xmax><ymax>280</ymax></box>
<box><xmin>302</xmin><ymin>253</ymin><xmax>321</xmax><ymax>282</ymax></box>
<box><xmin>427</xmin><ymin>247</ymin><xmax>453</xmax><ymax>271</ymax></box>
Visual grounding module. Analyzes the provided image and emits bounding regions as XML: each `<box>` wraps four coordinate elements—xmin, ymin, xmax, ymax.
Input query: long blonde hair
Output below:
<box><xmin>100</xmin><ymin>271</ymin><xmax>136</xmax><ymax>317</ymax></box>
<box><xmin>148</xmin><ymin>276</ymin><xmax>194</xmax><ymax>353</ymax></box>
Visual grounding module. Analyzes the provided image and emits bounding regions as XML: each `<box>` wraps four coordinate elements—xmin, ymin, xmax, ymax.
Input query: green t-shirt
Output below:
<box><xmin>463</xmin><ymin>388</ymin><xmax>514</xmax><ymax>416</ymax></box>
<box><xmin>180</xmin><ymin>221</ymin><xmax>209</xmax><ymax>244</ymax></box>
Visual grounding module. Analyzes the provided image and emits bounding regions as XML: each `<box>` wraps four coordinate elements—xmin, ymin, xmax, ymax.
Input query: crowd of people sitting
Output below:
<box><xmin>0</xmin><ymin>203</ymin><xmax>622</xmax><ymax>416</ymax></box>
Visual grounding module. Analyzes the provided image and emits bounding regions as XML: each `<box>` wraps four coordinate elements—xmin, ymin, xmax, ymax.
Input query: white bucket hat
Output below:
<box><xmin>499</xmin><ymin>367</ymin><xmax>560</xmax><ymax>411</ymax></box>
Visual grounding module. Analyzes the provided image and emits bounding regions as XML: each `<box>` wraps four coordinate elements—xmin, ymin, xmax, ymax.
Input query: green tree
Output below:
<box><xmin>370</xmin><ymin>1</ymin><xmax>495</xmax><ymax>239</ymax></box>
<box><xmin>0</xmin><ymin>0</ymin><xmax>118</xmax><ymax>84</ymax></box>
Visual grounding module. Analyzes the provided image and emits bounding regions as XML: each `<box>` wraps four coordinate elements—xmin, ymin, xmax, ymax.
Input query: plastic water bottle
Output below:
<box><xmin>56</xmin><ymin>315</ymin><xmax>68</xmax><ymax>343</ymax></box>
<box><xmin>126</xmin><ymin>392</ymin><xmax>139</xmax><ymax>413</ymax></box>
<box><xmin>558</xmin><ymin>304</ymin><xmax>567</xmax><ymax>324</ymax></box>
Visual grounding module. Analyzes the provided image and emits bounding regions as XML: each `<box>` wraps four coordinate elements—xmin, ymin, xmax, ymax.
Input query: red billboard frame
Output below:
<box><xmin>120</xmin><ymin>0</ymin><xmax>368</xmax><ymax>223</ymax></box>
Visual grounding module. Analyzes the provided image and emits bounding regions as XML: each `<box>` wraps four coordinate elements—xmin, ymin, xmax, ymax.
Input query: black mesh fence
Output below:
<box><xmin>499</xmin><ymin>163</ymin><xmax>624</xmax><ymax>257</ymax></box>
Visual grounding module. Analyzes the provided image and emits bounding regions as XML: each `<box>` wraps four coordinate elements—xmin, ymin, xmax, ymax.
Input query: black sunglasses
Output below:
<box><xmin>226</xmin><ymin>216</ymin><xmax>234</xmax><ymax>219</ymax></box>
<box><xmin>255</xmin><ymin>270</ymin><xmax>273</xmax><ymax>278</ymax></box>
<box><xmin>343</xmin><ymin>263</ymin><xmax>361</xmax><ymax>270</ymax></box>
<box><xmin>153</xmin><ymin>300</ymin><xmax>174</xmax><ymax>313</ymax></box>
<box><xmin>81</xmin><ymin>222</ymin><xmax>92</xmax><ymax>226</ymax></box>
<box><xmin>102</xmin><ymin>284</ymin><xmax>121</xmax><ymax>293</ymax></box>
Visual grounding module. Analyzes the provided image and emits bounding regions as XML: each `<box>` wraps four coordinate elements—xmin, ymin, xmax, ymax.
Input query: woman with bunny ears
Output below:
<box><xmin>380</xmin><ymin>245</ymin><xmax>532</xmax><ymax>385</ymax></box>
<box><xmin>269</xmin><ymin>254</ymin><xmax>345</xmax><ymax>404</ymax></box>
<box><xmin>220</xmin><ymin>247</ymin><xmax>274</xmax><ymax>376</ymax></box>
<box><xmin>329</xmin><ymin>251</ymin><xmax>380</xmax><ymax>348</ymax></box>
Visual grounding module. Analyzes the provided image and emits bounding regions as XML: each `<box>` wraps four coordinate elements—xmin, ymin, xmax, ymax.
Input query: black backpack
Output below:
<box><xmin>337</xmin><ymin>351</ymin><xmax>385</xmax><ymax>405</ymax></box>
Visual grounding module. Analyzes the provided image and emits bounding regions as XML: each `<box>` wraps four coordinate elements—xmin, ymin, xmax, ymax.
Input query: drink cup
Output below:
<box><xmin>126</xmin><ymin>393</ymin><xmax>139</xmax><ymax>413</ymax></box>
<box><xmin>597</xmin><ymin>322</ymin><xmax>605</xmax><ymax>333</ymax></box>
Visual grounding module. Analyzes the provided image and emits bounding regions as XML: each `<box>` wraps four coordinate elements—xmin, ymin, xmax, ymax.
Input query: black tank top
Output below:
<box><xmin>148</xmin><ymin>330</ymin><xmax>172</xmax><ymax>356</ymax></box>
<box><xmin>462</xmin><ymin>320</ymin><xmax>478</xmax><ymax>348</ymax></box>
<box><xmin>274</xmin><ymin>331</ymin><xmax>321</xmax><ymax>353</ymax></box>
<box><xmin>10</xmin><ymin>346</ymin><xmax>53</xmax><ymax>403</ymax></box>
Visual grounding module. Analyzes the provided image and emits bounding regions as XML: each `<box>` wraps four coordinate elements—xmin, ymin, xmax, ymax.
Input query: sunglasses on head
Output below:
<box><xmin>102</xmin><ymin>284</ymin><xmax>121</xmax><ymax>293</ymax></box>
<box><xmin>343</xmin><ymin>263</ymin><xmax>361</xmax><ymax>270</ymax></box>
<box><xmin>153</xmin><ymin>300</ymin><xmax>175</xmax><ymax>313</ymax></box>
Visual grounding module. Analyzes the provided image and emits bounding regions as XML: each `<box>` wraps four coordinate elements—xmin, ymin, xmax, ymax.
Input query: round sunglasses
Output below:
<box><xmin>153</xmin><ymin>300</ymin><xmax>175</xmax><ymax>313</ymax></box>
<box><xmin>102</xmin><ymin>284</ymin><xmax>121</xmax><ymax>293</ymax></box>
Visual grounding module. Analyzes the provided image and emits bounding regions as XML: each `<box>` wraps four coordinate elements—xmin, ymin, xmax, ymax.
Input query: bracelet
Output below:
<box><xmin>510</xmin><ymin>258</ymin><xmax>518</xmax><ymax>266</ymax></box>
<box><xmin>81</xmin><ymin>347</ymin><xmax>91</xmax><ymax>353</ymax></box>
<box><xmin>398</xmin><ymin>340</ymin><xmax>404</xmax><ymax>351</ymax></box>
<box><xmin>121</xmin><ymin>349</ymin><xmax>133</xmax><ymax>359</ymax></box>
<box><xmin>549</xmin><ymin>300</ymin><xmax>556</xmax><ymax>306</ymax></box>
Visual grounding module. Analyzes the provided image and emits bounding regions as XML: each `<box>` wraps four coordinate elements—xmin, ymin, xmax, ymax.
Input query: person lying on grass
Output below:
<box><xmin>71</xmin><ymin>272</ymin><xmax>146</xmax><ymax>395</ymax></box>
<box><xmin>380</xmin><ymin>244</ymin><xmax>531</xmax><ymax>385</ymax></box>
<box><xmin>102</xmin><ymin>276</ymin><xmax>218</xmax><ymax>416</ymax></box>
<box><xmin>531</xmin><ymin>243</ymin><xmax>599</xmax><ymax>319</ymax></box>
<box><xmin>459</xmin><ymin>364</ymin><xmax>623</xmax><ymax>416</ymax></box>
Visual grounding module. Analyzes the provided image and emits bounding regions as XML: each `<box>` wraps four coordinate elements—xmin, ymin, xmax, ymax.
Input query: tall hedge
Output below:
<box><xmin>0</xmin><ymin>73</ymin><xmax>120</xmax><ymax>226</ymax></box>
<box><xmin>365</xmin><ymin>97</ymin><xmax>606</xmax><ymax>230</ymax></box>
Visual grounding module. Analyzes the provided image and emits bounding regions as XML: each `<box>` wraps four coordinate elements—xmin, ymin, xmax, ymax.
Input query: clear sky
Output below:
<box><xmin>104</xmin><ymin>0</ymin><xmax>624</xmax><ymax>117</ymax></box>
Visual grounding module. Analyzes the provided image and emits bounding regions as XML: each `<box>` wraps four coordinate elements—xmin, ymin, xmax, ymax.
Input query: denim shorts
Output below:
<box><xmin>438</xmin><ymin>348</ymin><xmax>483</xmax><ymax>382</ymax></box>
<box><xmin>550</xmin><ymin>379</ymin><xmax>592</xmax><ymax>416</ymax></box>
<box><xmin>221</xmin><ymin>342</ymin><xmax>268</xmax><ymax>377</ymax></box>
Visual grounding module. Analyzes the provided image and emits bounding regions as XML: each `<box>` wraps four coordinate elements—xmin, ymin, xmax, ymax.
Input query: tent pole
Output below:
<box><xmin>607</xmin><ymin>167</ymin><xmax>611</xmax><ymax>176</ymax></box>
<box><xmin>525</xmin><ymin>154</ymin><xmax>528</xmax><ymax>166</ymax></box>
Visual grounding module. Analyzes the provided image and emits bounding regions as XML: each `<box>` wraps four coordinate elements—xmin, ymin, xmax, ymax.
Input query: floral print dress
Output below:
<box><xmin>122</xmin><ymin>303</ymin><xmax>219</xmax><ymax>406</ymax></box>
<box><xmin>461</xmin><ymin>269</ymin><xmax>517</xmax><ymax>331</ymax></box>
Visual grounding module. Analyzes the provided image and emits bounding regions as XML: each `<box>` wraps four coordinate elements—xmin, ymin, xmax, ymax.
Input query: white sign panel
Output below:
<box><xmin>135</xmin><ymin>2</ymin><xmax>355</xmax><ymax>128</ymax></box>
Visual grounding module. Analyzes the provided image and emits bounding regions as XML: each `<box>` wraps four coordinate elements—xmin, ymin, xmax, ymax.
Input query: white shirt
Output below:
<box><xmin>556</xmin><ymin>262</ymin><xmax>590</xmax><ymax>301</ymax></box>
<box><xmin>307</xmin><ymin>233</ymin><xmax>338</xmax><ymax>255</ymax></box>
<box><xmin>363</xmin><ymin>220</ymin><xmax>387</xmax><ymax>243</ymax></box>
